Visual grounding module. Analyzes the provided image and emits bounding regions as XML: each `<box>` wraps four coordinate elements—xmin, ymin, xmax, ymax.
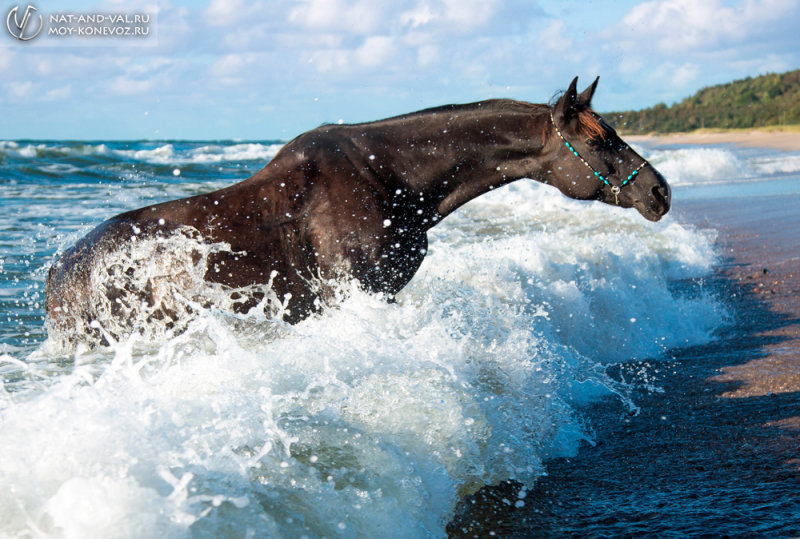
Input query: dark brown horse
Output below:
<box><xmin>46</xmin><ymin>77</ymin><xmax>670</xmax><ymax>344</ymax></box>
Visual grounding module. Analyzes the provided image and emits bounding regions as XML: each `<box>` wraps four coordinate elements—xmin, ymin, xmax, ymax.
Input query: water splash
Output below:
<box><xmin>0</xmin><ymin>140</ymin><xmax>728</xmax><ymax>537</ymax></box>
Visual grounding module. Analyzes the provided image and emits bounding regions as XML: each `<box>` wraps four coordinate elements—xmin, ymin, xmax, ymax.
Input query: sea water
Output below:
<box><xmin>0</xmin><ymin>139</ymin><xmax>794</xmax><ymax>537</ymax></box>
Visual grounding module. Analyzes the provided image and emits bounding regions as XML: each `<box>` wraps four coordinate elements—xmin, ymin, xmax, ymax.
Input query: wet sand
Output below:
<box><xmin>449</xmin><ymin>193</ymin><xmax>800</xmax><ymax>536</ymax></box>
<box><xmin>627</xmin><ymin>130</ymin><xmax>800</xmax><ymax>152</ymax></box>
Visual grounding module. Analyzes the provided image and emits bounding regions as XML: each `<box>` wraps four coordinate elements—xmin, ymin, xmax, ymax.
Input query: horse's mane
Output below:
<box><xmin>576</xmin><ymin>109</ymin><xmax>607</xmax><ymax>140</ymax></box>
<box><xmin>327</xmin><ymin>98</ymin><xmax>607</xmax><ymax>147</ymax></box>
<box><xmin>541</xmin><ymin>106</ymin><xmax>608</xmax><ymax>146</ymax></box>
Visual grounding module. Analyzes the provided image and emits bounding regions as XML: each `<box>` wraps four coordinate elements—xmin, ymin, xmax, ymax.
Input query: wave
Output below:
<box><xmin>0</xmin><ymin>141</ymin><xmax>112</xmax><ymax>160</ymax></box>
<box><xmin>751</xmin><ymin>153</ymin><xmax>800</xmax><ymax>175</ymax></box>
<box><xmin>646</xmin><ymin>147</ymin><xmax>749</xmax><ymax>186</ymax></box>
<box><xmin>0</xmin><ymin>181</ymin><xmax>724</xmax><ymax>537</ymax></box>
<box><xmin>187</xmin><ymin>143</ymin><xmax>283</xmax><ymax>164</ymax></box>
<box><xmin>636</xmin><ymin>143</ymin><xmax>800</xmax><ymax>189</ymax></box>
<box><xmin>0</xmin><ymin>140</ymin><xmax>283</xmax><ymax>167</ymax></box>
<box><xmin>112</xmin><ymin>143</ymin><xmax>282</xmax><ymax>165</ymax></box>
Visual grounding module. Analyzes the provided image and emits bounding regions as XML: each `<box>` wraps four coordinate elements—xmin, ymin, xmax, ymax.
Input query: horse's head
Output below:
<box><xmin>546</xmin><ymin>77</ymin><xmax>670</xmax><ymax>221</ymax></box>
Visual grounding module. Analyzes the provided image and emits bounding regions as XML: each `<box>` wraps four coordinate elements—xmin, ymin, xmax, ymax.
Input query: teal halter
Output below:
<box><xmin>549</xmin><ymin>110</ymin><xmax>648</xmax><ymax>205</ymax></box>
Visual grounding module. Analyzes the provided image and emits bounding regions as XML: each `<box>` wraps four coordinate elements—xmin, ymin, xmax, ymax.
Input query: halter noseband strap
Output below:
<box><xmin>549</xmin><ymin>109</ymin><xmax>647</xmax><ymax>205</ymax></box>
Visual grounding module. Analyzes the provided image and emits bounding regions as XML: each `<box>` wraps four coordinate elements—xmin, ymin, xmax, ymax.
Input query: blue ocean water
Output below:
<box><xmin>0</xmin><ymin>140</ymin><xmax>282</xmax><ymax>349</ymax></box>
<box><xmin>0</xmin><ymin>138</ymin><xmax>797</xmax><ymax>536</ymax></box>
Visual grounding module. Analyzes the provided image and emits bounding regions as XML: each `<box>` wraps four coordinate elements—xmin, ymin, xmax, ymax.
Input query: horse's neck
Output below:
<box><xmin>363</xmin><ymin>103</ymin><xmax>552</xmax><ymax>224</ymax></box>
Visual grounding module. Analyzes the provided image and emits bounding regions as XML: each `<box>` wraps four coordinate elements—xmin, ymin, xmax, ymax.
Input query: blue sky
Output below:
<box><xmin>2</xmin><ymin>0</ymin><xmax>799</xmax><ymax>140</ymax></box>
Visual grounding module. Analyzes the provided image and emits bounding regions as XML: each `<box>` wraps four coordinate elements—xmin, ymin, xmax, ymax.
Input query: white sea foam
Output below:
<box><xmin>114</xmin><ymin>144</ymin><xmax>178</xmax><ymax>163</ymax></box>
<box><xmin>646</xmin><ymin>147</ymin><xmax>749</xmax><ymax>186</ymax></box>
<box><xmin>0</xmin><ymin>142</ymin><xmax>111</xmax><ymax>159</ymax></box>
<box><xmin>112</xmin><ymin>143</ymin><xmax>283</xmax><ymax>165</ymax></box>
<box><xmin>0</xmin><ymin>180</ymin><xmax>723</xmax><ymax>537</ymax></box>
<box><xmin>0</xmin><ymin>140</ymin><xmax>281</xmax><ymax>167</ymax></box>
<box><xmin>188</xmin><ymin>143</ymin><xmax>282</xmax><ymax>163</ymax></box>
<box><xmin>638</xmin><ymin>145</ymin><xmax>800</xmax><ymax>190</ymax></box>
<box><xmin>751</xmin><ymin>153</ymin><xmax>800</xmax><ymax>175</ymax></box>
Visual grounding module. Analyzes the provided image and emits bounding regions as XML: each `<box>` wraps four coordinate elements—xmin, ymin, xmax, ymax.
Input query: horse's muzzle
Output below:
<box><xmin>637</xmin><ymin>183</ymin><xmax>671</xmax><ymax>221</ymax></box>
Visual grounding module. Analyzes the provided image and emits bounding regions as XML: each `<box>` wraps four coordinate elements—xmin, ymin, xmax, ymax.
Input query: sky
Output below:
<box><xmin>2</xmin><ymin>0</ymin><xmax>799</xmax><ymax>140</ymax></box>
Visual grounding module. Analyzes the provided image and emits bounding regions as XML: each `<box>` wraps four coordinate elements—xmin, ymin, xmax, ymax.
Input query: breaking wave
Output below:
<box><xmin>0</xmin><ymin>174</ymin><xmax>723</xmax><ymax>536</ymax></box>
<box><xmin>642</xmin><ymin>144</ymin><xmax>800</xmax><ymax>187</ymax></box>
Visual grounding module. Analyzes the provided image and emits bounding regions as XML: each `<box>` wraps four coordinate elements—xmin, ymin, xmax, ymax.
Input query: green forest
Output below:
<box><xmin>605</xmin><ymin>69</ymin><xmax>800</xmax><ymax>134</ymax></box>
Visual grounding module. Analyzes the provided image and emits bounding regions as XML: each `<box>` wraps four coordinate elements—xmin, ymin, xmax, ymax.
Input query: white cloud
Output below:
<box><xmin>309</xmin><ymin>49</ymin><xmax>350</xmax><ymax>73</ymax></box>
<box><xmin>439</xmin><ymin>0</ymin><xmax>497</xmax><ymax>28</ymax></box>
<box><xmin>354</xmin><ymin>36</ymin><xmax>395</xmax><ymax>68</ymax></box>
<box><xmin>0</xmin><ymin>47</ymin><xmax>13</xmax><ymax>72</ymax></box>
<box><xmin>671</xmin><ymin>63</ymin><xmax>700</xmax><ymax>88</ymax></box>
<box><xmin>3</xmin><ymin>0</ymin><xmax>798</xmax><ymax>139</ymax></box>
<box><xmin>400</xmin><ymin>4</ymin><xmax>434</xmax><ymax>28</ymax></box>
<box><xmin>7</xmin><ymin>81</ymin><xmax>33</xmax><ymax>98</ymax></box>
<box><xmin>417</xmin><ymin>44</ymin><xmax>438</xmax><ymax>67</ymax></box>
<box><xmin>289</xmin><ymin>0</ymin><xmax>382</xmax><ymax>34</ymax></box>
<box><xmin>205</xmin><ymin>0</ymin><xmax>265</xmax><ymax>27</ymax></box>
<box><xmin>589</xmin><ymin>0</ymin><xmax>800</xmax><ymax>111</ymax></box>
<box><xmin>399</xmin><ymin>0</ymin><xmax>498</xmax><ymax>31</ymax></box>
<box><xmin>729</xmin><ymin>53</ymin><xmax>792</xmax><ymax>76</ymax></box>
<box><xmin>210</xmin><ymin>54</ymin><xmax>246</xmax><ymax>77</ymax></box>
<box><xmin>537</xmin><ymin>19</ymin><xmax>570</xmax><ymax>51</ymax></box>
<box><xmin>646</xmin><ymin>62</ymin><xmax>700</xmax><ymax>91</ymax></box>
<box><xmin>105</xmin><ymin>57</ymin><xmax>174</xmax><ymax>96</ymax></box>
<box><xmin>306</xmin><ymin>34</ymin><xmax>399</xmax><ymax>74</ymax></box>
<box><xmin>292</xmin><ymin>0</ymin><xmax>509</xmax><ymax>79</ymax></box>
<box><xmin>43</xmin><ymin>85</ymin><xmax>72</xmax><ymax>101</ymax></box>
<box><xmin>612</xmin><ymin>0</ymin><xmax>800</xmax><ymax>55</ymax></box>
<box><xmin>152</xmin><ymin>5</ymin><xmax>195</xmax><ymax>53</ymax></box>
<box><xmin>36</xmin><ymin>59</ymin><xmax>53</xmax><ymax>76</ymax></box>
<box><xmin>617</xmin><ymin>56</ymin><xmax>645</xmax><ymax>76</ymax></box>
<box><xmin>209</xmin><ymin>53</ymin><xmax>257</xmax><ymax>85</ymax></box>
<box><xmin>109</xmin><ymin>76</ymin><xmax>154</xmax><ymax>96</ymax></box>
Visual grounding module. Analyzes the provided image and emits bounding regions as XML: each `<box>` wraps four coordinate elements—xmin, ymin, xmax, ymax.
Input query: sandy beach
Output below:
<box><xmin>627</xmin><ymin>129</ymin><xmax>800</xmax><ymax>152</ymax></box>
<box><xmin>450</xmin><ymin>193</ymin><xmax>800</xmax><ymax>535</ymax></box>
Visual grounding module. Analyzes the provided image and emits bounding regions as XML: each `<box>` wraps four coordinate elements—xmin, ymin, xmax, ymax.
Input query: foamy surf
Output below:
<box><xmin>0</xmin><ymin>141</ymin><xmax>283</xmax><ymax>166</ymax></box>
<box><xmin>640</xmin><ymin>144</ymin><xmax>800</xmax><ymax>187</ymax></box>
<box><xmin>101</xmin><ymin>142</ymin><xmax>282</xmax><ymax>165</ymax></box>
<box><xmin>0</xmin><ymin>176</ymin><xmax>724</xmax><ymax>537</ymax></box>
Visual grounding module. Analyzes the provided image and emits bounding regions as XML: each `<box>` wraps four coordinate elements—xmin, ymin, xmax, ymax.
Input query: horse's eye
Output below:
<box><xmin>587</xmin><ymin>137</ymin><xmax>609</xmax><ymax>150</ymax></box>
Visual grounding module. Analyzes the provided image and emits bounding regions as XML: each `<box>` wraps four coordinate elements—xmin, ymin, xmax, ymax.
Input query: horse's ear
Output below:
<box><xmin>553</xmin><ymin>76</ymin><xmax>579</xmax><ymax>124</ymax></box>
<box><xmin>577</xmin><ymin>76</ymin><xmax>599</xmax><ymax>107</ymax></box>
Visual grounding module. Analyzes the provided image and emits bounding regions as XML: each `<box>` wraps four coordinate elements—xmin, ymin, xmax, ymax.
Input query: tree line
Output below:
<box><xmin>605</xmin><ymin>69</ymin><xmax>800</xmax><ymax>134</ymax></box>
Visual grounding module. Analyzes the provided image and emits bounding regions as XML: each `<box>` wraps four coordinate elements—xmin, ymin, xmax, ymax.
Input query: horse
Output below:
<box><xmin>45</xmin><ymin>77</ymin><xmax>670</xmax><ymax>345</ymax></box>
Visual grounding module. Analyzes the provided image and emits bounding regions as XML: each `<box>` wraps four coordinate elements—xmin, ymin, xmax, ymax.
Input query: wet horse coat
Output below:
<box><xmin>46</xmin><ymin>78</ymin><xmax>671</xmax><ymax>341</ymax></box>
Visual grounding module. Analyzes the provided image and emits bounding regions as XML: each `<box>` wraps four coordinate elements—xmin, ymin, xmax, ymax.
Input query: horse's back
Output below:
<box><xmin>44</xmin><ymin>130</ymin><xmax>426</xmax><ymax>345</ymax></box>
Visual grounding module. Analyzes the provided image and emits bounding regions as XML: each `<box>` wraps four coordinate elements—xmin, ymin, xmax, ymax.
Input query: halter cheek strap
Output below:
<box><xmin>549</xmin><ymin>110</ymin><xmax>648</xmax><ymax>205</ymax></box>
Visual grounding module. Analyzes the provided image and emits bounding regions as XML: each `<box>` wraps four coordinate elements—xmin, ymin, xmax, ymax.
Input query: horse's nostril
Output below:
<box><xmin>653</xmin><ymin>184</ymin><xmax>670</xmax><ymax>205</ymax></box>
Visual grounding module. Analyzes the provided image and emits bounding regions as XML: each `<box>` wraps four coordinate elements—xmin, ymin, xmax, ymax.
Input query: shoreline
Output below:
<box><xmin>627</xmin><ymin>130</ymin><xmax>800</xmax><ymax>151</ymax></box>
<box><xmin>450</xmin><ymin>193</ymin><xmax>800</xmax><ymax>536</ymax></box>
<box><xmin>678</xmin><ymin>196</ymin><xmax>800</xmax><ymax>400</ymax></box>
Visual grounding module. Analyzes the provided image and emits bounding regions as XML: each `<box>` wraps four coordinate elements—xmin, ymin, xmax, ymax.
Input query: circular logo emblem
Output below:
<box><xmin>7</xmin><ymin>5</ymin><xmax>43</xmax><ymax>41</ymax></box>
